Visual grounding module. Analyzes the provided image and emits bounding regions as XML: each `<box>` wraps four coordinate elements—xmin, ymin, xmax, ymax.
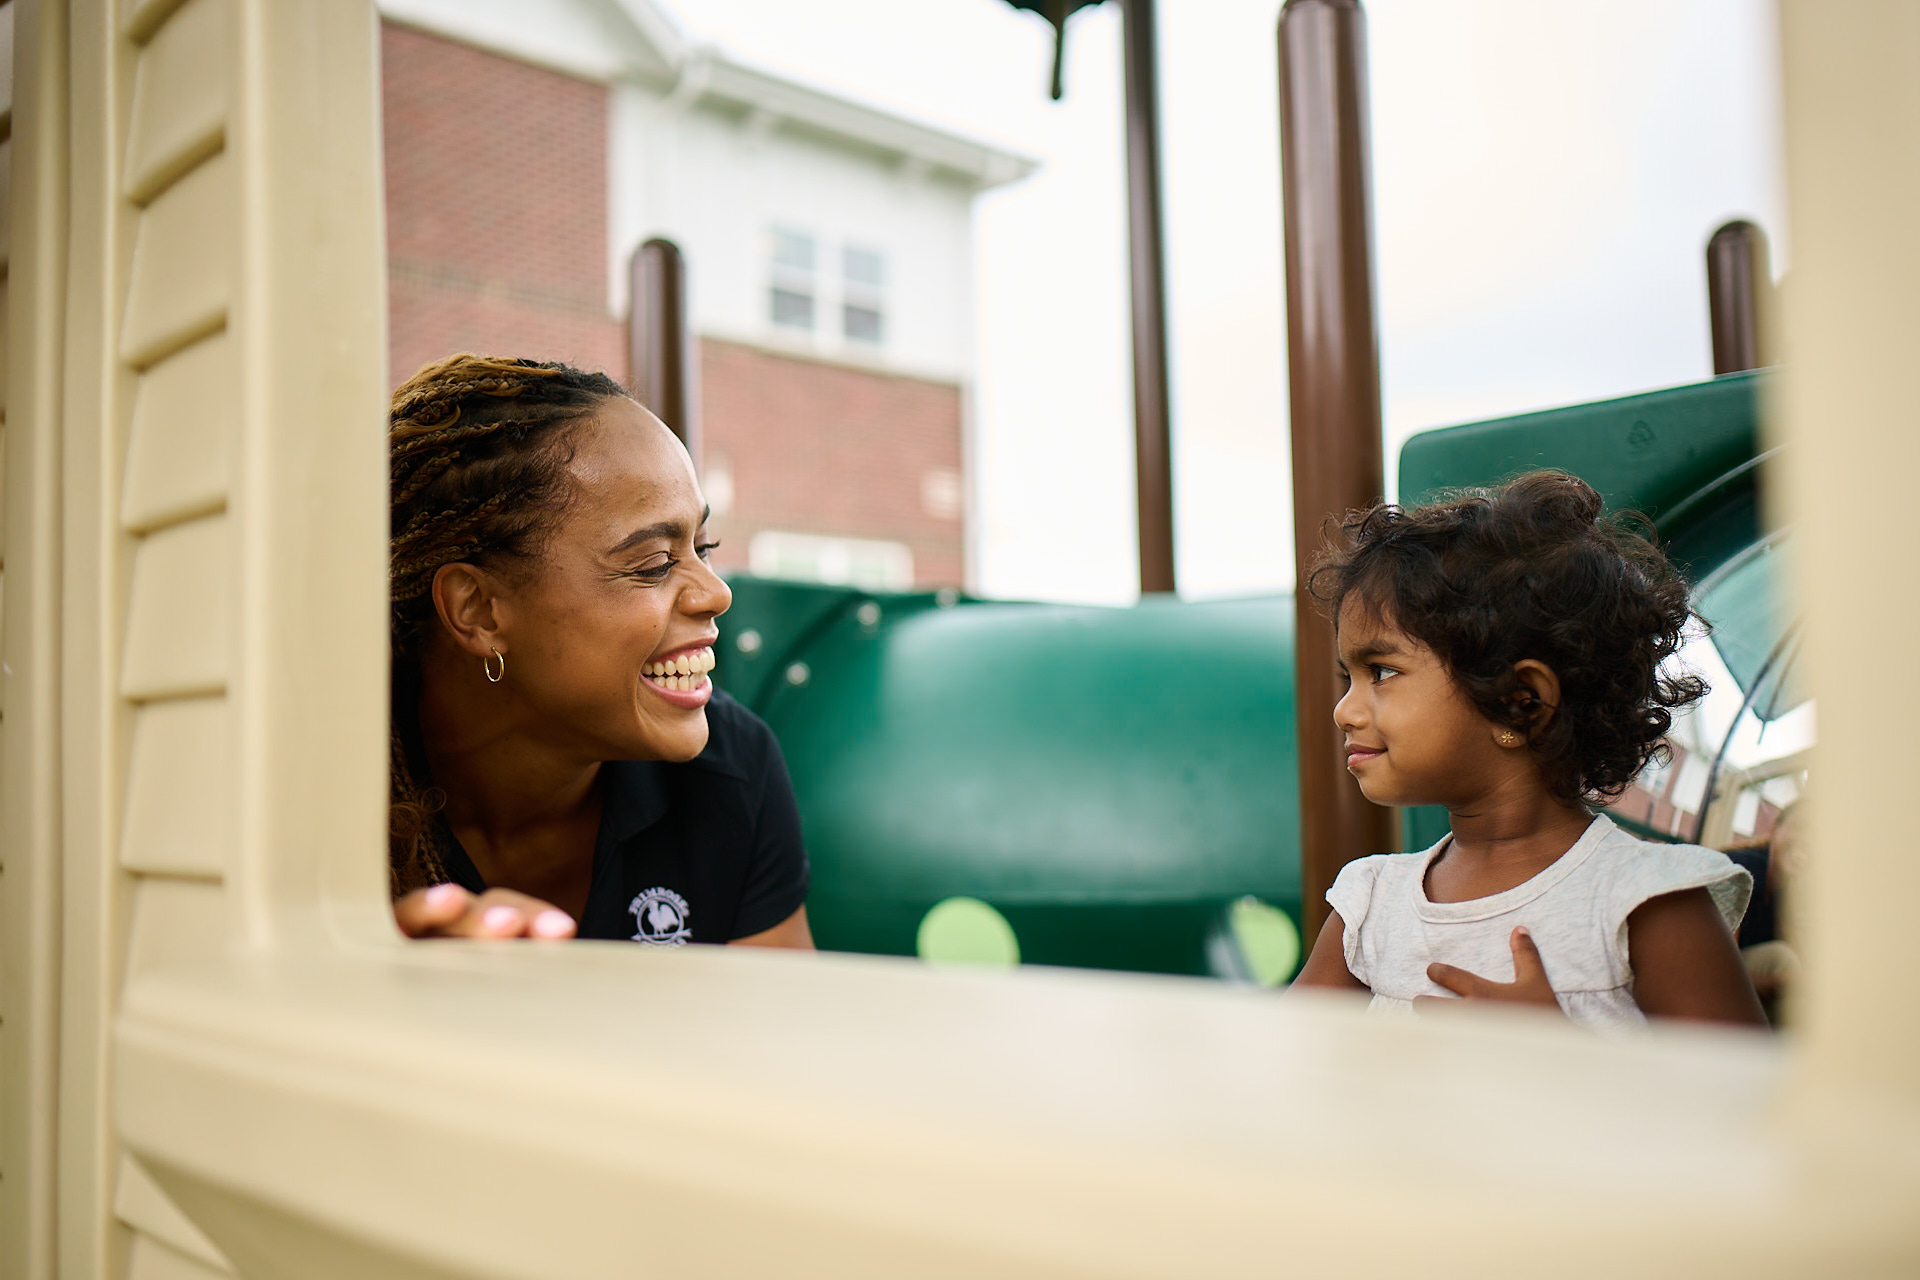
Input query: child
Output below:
<box><xmin>1292</xmin><ymin>472</ymin><xmax>1766</xmax><ymax>1029</ymax></box>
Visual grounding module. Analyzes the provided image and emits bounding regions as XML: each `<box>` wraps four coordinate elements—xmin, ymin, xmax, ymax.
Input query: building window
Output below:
<box><xmin>772</xmin><ymin>289</ymin><xmax>815</xmax><ymax>329</ymax></box>
<box><xmin>769</xmin><ymin>227</ymin><xmax>815</xmax><ymax>331</ymax></box>
<box><xmin>842</xmin><ymin>245</ymin><xmax>885</xmax><ymax>344</ymax></box>
<box><xmin>749</xmin><ymin>530</ymin><xmax>914</xmax><ymax>591</ymax></box>
<box><xmin>920</xmin><ymin>467</ymin><xmax>963</xmax><ymax>521</ymax></box>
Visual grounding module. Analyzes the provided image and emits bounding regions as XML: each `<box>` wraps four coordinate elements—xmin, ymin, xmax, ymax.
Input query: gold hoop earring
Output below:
<box><xmin>484</xmin><ymin>649</ymin><xmax>506</xmax><ymax>684</ymax></box>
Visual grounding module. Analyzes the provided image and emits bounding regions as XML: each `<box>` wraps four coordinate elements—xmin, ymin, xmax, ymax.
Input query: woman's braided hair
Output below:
<box><xmin>388</xmin><ymin>354</ymin><xmax>629</xmax><ymax>896</ymax></box>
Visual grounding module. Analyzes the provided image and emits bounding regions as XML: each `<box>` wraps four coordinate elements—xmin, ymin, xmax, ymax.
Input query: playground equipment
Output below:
<box><xmin>712</xmin><ymin>368</ymin><xmax>1779</xmax><ymax>981</ymax></box>
<box><xmin>672</xmin><ymin>0</ymin><xmax>1787</xmax><ymax>982</ymax></box>
<box><xmin>715</xmin><ymin>583</ymin><xmax>1303</xmax><ymax>977</ymax></box>
<box><xmin>4</xmin><ymin>2</ymin><xmax>1914</xmax><ymax>1278</ymax></box>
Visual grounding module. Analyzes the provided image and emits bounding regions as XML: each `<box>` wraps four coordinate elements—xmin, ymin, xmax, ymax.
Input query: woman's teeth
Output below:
<box><xmin>642</xmin><ymin>646</ymin><xmax>715</xmax><ymax>691</ymax></box>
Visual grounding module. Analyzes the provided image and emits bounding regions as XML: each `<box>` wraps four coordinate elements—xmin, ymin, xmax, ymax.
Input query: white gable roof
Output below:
<box><xmin>376</xmin><ymin>0</ymin><xmax>1038</xmax><ymax>191</ymax></box>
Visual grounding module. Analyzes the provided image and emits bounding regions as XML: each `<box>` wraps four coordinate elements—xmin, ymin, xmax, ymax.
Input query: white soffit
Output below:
<box><xmin>604</xmin><ymin>0</ymin><xmax>692</xmax><ymax>71</ymax></box>
<box><xmin>375</xmin><ymin>0</ymin><xmax>1038</xmax><ymax>193</ymax></box>
<box><xmin>377</xmin><ymin>0</ymin><xmax>676</xmax><ymax>84</ymax></box>
<box><xmin>699</xmin><ymin>56</ymin><xmax>1038</xmax><ymax>190</ymax></box>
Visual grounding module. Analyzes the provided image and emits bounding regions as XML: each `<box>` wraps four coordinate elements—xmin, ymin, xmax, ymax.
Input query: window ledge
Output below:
<box><xmin>115</xmin><ymin>943</ymin><xmax>1914</xmax><ymax>1277</ymax></box>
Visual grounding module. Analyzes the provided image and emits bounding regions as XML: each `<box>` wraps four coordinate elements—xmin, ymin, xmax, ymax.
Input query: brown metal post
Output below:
<box><xmin>1120</xmin><ymin>0</ymin><xmax>1176</xmax><ymax>594</ymax></box>
<box><xmin>1706</xmin><ymin>219</ymin><xmax>1772</xmax><ymax>374</ymax></box>
<box><xmin>1278</xmin><ymin>0</ymin><xmax>1395</xmax><ymax>942</ymax></box>
<box><xmin>628</xmin><ymin>237</ymin><xmax>696</xmax><ymax>460</ymax></box>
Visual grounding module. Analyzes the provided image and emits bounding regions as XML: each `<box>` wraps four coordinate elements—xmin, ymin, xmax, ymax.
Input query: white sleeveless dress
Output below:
<box><xmin>1326</xmin><ymin>815</ymin><xmax>1751</xmax><ymax>1031</ymax></box>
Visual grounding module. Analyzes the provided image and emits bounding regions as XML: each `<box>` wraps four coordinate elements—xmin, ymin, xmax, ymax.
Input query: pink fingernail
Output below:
<box><xmin>532</xmin><ymin>910</ymin><xmax>574</xmax><ymax>938</ymax></box>
<box><xmin>482</xmin><ymin>906</ymin><xmax>521</xmax><ymax>932</ymax></box>
<box><xmin>425</xmin><ymin>883</ymin><xmax>462</xmax><ymax>909</ymax></box>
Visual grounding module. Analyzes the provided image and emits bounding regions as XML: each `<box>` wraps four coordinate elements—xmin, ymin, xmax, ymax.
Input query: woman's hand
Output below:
<box><xmin>394</xmin><ymin>883</ymin><xmax>577</xmax><ymax>940</ymax></box>
<box><xmin>1415</xmin><ymin>926</ymin><xmax>1562</xmax><ymax>1013</ymax></box>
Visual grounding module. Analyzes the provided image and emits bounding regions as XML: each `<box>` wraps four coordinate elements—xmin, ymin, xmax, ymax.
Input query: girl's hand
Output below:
<box><xmin>394</xmin><ymin>883</ymin><xmax>577</xmax><ymax>940</ymax></box>
<box><xmin>1416</xmin><ymin>926</ymin><xmax>1561</xmax><ymax>1013</ymax></box>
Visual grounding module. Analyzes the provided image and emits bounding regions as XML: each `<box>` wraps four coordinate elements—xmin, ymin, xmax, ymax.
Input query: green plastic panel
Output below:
<box><xmin>706</xmin><ymin>577</ymin><xmax>871</xmax><ymax>709</ymax></box>
<box><xmin>1695</xmin><ymin>537</ymin><xmax>1805</xmax><ymax>721</ymax></box>
<box><xmin>1398</xmin><ymin>371</ymin><xmax>1766</xmax><ymax>524</ymax></box>
<box><xmin>714</xmin><ymin>583</ymin><xmax>1300</xmax><ymax>978</ymax></box>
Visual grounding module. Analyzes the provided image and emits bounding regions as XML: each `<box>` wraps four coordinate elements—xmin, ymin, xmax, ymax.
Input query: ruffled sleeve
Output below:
<box><xmin>1326</xmin><ymin>856</ymin><xmax>1387</xmax><ymax>986</ymax></box>
<box><xmin>1607</xmin><ymin>843</ymin><xmax>1753</xmax><ymax>974</ymax></box>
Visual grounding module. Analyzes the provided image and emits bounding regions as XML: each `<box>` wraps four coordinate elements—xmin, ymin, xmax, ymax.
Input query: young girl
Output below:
<box><xmin>1292</xmin><ymin>471</ymin><xmax>1766</xmax><ymax>1029</ymax></box>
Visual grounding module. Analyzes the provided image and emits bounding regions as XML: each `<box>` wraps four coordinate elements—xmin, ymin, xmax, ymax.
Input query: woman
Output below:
<box><xmin>388</xmin><ymin>355</ymin><xmax>812</xmax><ymax>949</ymax></box>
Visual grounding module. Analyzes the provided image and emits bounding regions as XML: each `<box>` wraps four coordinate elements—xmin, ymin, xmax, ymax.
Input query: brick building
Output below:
<box><xmin>383</xmin><ymin>24</ymin><xmax>626</xmax><ymax>382</ymax></box>
<box><xmin>378</xmin><ymin>0</ymin><xmax>1034</xmax><ymax>589</ymax></box>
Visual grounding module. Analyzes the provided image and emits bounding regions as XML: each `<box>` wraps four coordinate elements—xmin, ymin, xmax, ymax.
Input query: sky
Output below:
<box><xmin>664</xmin><ymin>0</ymin><xmax>1786</xmax><ymax>604</ymax></box>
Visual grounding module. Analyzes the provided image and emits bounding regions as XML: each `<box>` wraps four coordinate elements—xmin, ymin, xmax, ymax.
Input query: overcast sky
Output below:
<box><xmin>668</xmin><ymin>0</ymin><xmax>1785</xmax><ymax>603</ymax></box>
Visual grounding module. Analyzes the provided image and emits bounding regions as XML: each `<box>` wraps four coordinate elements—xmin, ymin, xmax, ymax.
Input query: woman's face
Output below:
<box><xmin>489</xmin><ymin>397</ymin><xmax>731</xmax><ymax>763</ymax></box>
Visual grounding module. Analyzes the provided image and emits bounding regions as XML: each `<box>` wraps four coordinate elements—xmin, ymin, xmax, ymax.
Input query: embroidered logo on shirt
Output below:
<box><xmin>629</xmin><ymin>887</ymin><xmax>692</xmax><ymax>946</ymax></box>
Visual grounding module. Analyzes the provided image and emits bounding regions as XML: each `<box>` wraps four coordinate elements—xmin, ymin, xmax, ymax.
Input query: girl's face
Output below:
<box><xmin>1331</xmin><ymin>598</ymin><xmax>1514</xmax><ymax>809</ymax></box>
<box><xmin>487</xmin><ymin>397</ymin><xmax>731</xmax><ymax>763</ymax></box>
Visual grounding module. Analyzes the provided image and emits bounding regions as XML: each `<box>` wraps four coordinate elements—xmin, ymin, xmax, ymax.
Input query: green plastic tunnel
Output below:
<box><xmin>714</xmin><ymin>585</ymin><xmax>1304</xmax><ymax>981</ymax></box>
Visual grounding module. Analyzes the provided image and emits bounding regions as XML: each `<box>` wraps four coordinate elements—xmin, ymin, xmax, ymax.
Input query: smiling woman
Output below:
<box><xmin>386</xmin><ymin>355</ymin><xmax>813</xmax><ymax>949</ymax></box>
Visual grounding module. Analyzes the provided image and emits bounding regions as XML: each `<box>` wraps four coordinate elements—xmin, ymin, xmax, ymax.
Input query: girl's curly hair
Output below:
<box><xmin>1307</xmin><ymin>470</ymin><xmax>1706</xmax><ymax>807</ymax></box>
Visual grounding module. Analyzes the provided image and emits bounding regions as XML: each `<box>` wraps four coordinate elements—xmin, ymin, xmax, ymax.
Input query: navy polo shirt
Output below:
<box><xmin>439</xmin><ymin>691</ymin><xmax>810</xmax><ymax>944</ymax></box>
<box><xmin>1725</xmin><ymin>846</ymin><xmax>1777</xmax><ymax>949</ymax></box>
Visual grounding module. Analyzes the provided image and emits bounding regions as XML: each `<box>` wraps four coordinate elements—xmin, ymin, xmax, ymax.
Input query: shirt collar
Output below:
<box><xmin>598</xmin><ymin>759</ymin><xmax>670</xmax><ymax>845</ymax></box>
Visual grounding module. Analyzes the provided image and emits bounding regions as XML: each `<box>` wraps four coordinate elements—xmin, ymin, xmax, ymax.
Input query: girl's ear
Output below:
<box><xmin>1510</xmin><ymin>659</ymin><xmax>1562</xmax><ymax>728</ymax></box>
<box><xmin>431</xmin><ymin>562</ymin><xmax>509</xmax><ymax>659</ymax></box>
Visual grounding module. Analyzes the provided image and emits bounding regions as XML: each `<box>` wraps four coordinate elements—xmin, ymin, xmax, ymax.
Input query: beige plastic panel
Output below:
<box><xmin>0</xmin><ymin>29</ymin><xmax>7</xmax><ymax>749</ymax></box>
<box><xmin>2</xmin><ymin>1</ymin><xmax>64</xmax><ymax>1276</ymax></box>
<box><xmin>114</xmin><ymin>946</ymin><xmax>1912</xmax><ymax>1280</ymax></box>
<box><xmin>124</xmin><ymin>876</ymin><xmax>227</xmax><ymax>980</ymax></box>
<box><xmin>1</xmin><ymin>2</ymin><xmax>13</xmax><ymax>125</ymax></box>
<box><xmin>120</xmin><ymin>151</ymin><xmax>229</xmax><ymax>370</ymax></box>
<box><xmin>121</xmin><ymin>515</ymin><xmax>229</xmax><ymax>700</ymax></box>
<box><xmin>122</xmin><ymin>0</ymin><xmax>194</xmax><ymax>45</ymax></box>
<box><xmin>122</xmin><ymin>331</ymin><xmax>232</xmax><ymax>532</ymax></box>
<box><xmin>0</xmin><ymin>275</ymin><xmax>10</xmax><ymax>430</ymax></box>
<box><xmin>127</xmin><ymin>1231</ymin><xmax>234</xmax><ymax>1280</ymax></box>
<box><xmin>1777</xmin><ymin>1</ymin><xmax>1920</xmax><ymax>1096</ymax></box>
<box><xmin>115</xmin><ymin>1155</ymin><xmax>235</xmax><ymax>1274</ymax></box>
<box><xmin>121</xmin><ymin>696</ymin><xmax>229</xmax><ymax>878</ymax></box>
<box><xmin>123</xmin><ymin>0</ymin><xmax>228</xmax><ymax>206</ymax></box>
<box><xmin>0</xmin><ymin>137</ymin><xmax>12</xmax><ymax>277</ymax></box>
